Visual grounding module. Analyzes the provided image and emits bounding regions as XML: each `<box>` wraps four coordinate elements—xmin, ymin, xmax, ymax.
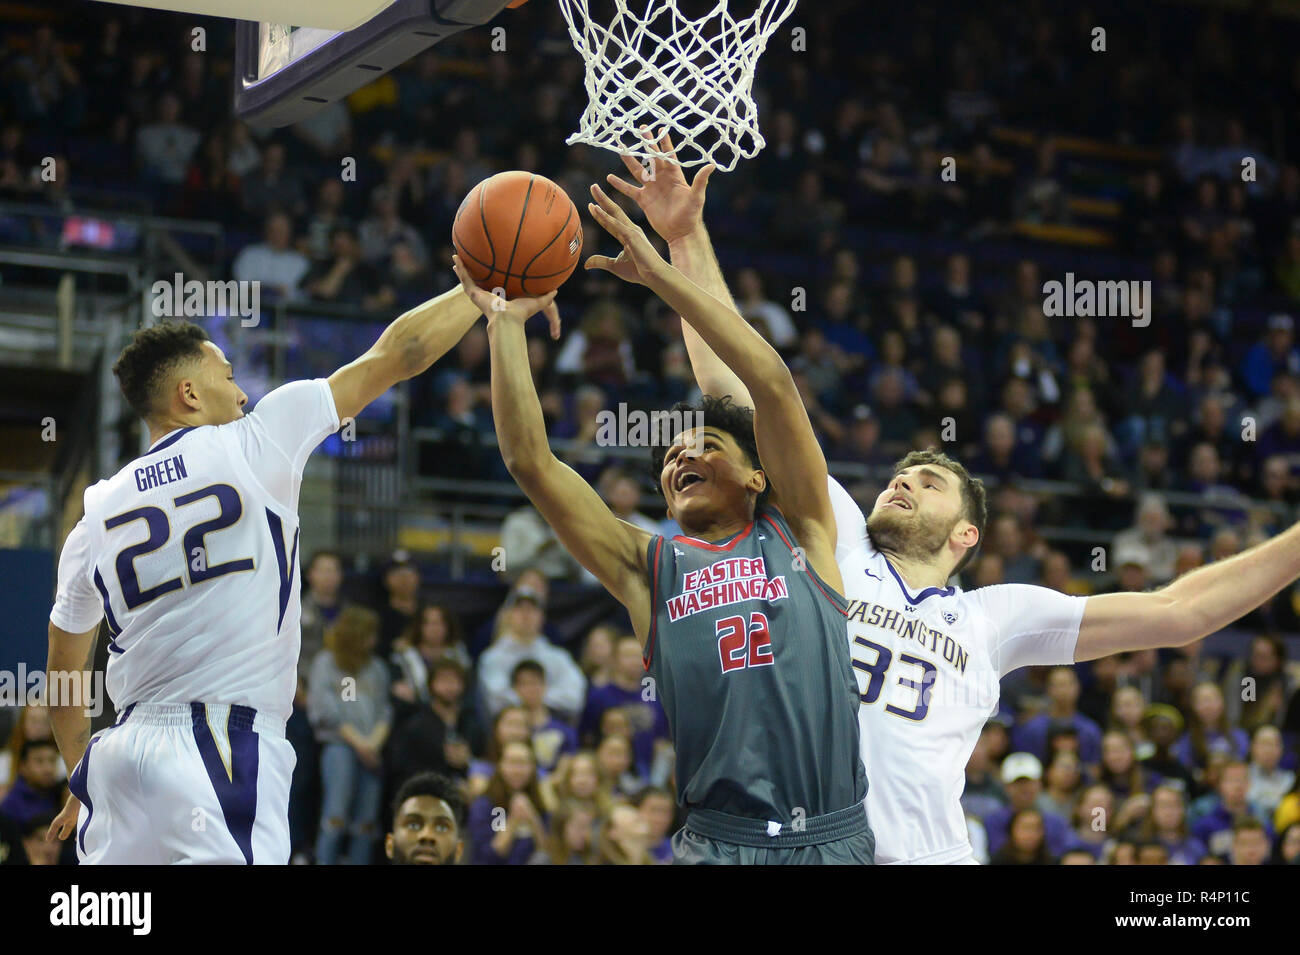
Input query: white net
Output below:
<box><xmin>557</xmin><ymin>0</ymin><xmax>798</xmax><ymax>171</ymax></box>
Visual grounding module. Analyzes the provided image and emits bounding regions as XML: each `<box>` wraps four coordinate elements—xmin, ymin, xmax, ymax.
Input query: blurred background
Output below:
<box><xmin>0</xmin><ymin>0</ymin><xmax>1298</xmax><ymax>865</ymax></box>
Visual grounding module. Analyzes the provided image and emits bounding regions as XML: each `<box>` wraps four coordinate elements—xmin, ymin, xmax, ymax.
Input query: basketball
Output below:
<box><xmin>452</xmin><ymin>171</ymin><xmax>583</xmax><ymax>299</ymax></box>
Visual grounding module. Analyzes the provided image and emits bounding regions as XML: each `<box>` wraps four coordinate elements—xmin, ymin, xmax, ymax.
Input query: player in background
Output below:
<box><xmin>385</xmin><ymin>772</ymin><xmax>464</xmax><ymax>865</ymax></box>
<box><xmin>618</xmin><ymin>131</ymin><xmax>1300</xmax><ymax>864</ymax></box>
<box><xmin>44</xmin><ymin>287</ymin><xmax>558</xmax><ymax>864</ymax></box>
<box><xmin>451</xmin><ymin>180</ymin><xmax>872</xmax><ymax>864</ymax></box>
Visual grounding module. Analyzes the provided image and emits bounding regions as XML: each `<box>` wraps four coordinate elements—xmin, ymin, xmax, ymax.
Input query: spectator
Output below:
<box><xmin>299</xmin><ymin>178</ymin><xmax>352</xmax><ymax>264</ymax></box>
<box><xmin>1246</xmin><ymin>725</ymin><xmax>1294</xmax><ymax>816</ymax></box>
<box><xmin>19</xmin><ymin>814</ymin><xmax>59</xmax><ymax>866</ymax></box>
<box><xmin>579</xmin><ymin>634</ymin><xmax>669</xmax><ymax>763</ymax></box>
<box><xmin>961</xmin><ymin>722</ymin><xmax>1007</xmax><ymax>821</ymax></box>
<box><xmin>1190</xmin><ymin>761</ymin><xmax>1271</xmax><ymax>858</ymax></box>
<box><xmin>1272</xmin><ymin>821</ymin><xmax>1300</xmax><ymax>864</ymax></box>
<box><xmin>1240</xmin><ymin>313</ymin><xmax>1300</xmax><ymax>400</ymax></box>
<box><xmin>989</xmin><ymin>808</ymin><xmax>1055</xmax><ymax>865</ymax></box>
<box><xmin>512</xmin><ymin>660</ymin><xmax>578</xmax><ymax>775</ymax></box>
<box><xmin>1036</xmin><ymin>750</ymin><xmax>1082</xmax><ymax>820</ymax></box>
<box><xmin>530</xmin><ymin>800</ymin><xmax>599</xmax><ymax>865</ymax></box>
<box><xmin>596</xmin><ymin>803</ymin><xmax>654</xmax><ymax>865</ymax></box>
<box><xmin>240</xmin><ymin>141</ymin><xmax>305</xmax><ymax>222</ymax></box>
<box><xmin>231</xmin><ymin>211</ymin><xmax>311</xmax><ymax>301</ymax></box>
<box><xmin>1228</xmin><ymin>817</ymin><xmax>1272</xmax><ymax>865</ymax></box>
<box><xmin>637</xmin><ymin>786</ymin><xmax>676</xmax><ymax>864</ymax></box>
<box><xmin>1108</xmin><ymin>685</ymin><xmax>1149</xmax><ymax>752</ymax></box>
<box><xmin>597</xmin><ymin>466</ymin><xmax>659</xmax><ymax>534</ymax></box>
<box><xmin>1112</xmin><ymin>495</ymin><xmax>1178</xmax><ymax>584</ymax></box>
<box><xmin>578</xmin><ymin>625</ymin><xmax>617</xmax><ymax>689</ymax></box>
<box><xmin>308</xmin><ymin>606</ymin><xmax>392</xmax><ymax>865</ymax></box>
<box><xmin>983</xmin><ymin>752</ymin><xmax>1074</xmax><ymax>859</ymax></box>
<box><xmin>595</xmin><ymin>732</ymin><xmax>643</xmax><ymax>800</ymax></box>
<box><xmin>1071</xmin><ymin>783</ymin><xmax>1116</xmax><ymax>860</ymax></box>
<box><xmin>358</xmin><ymin>186</ymin><xmax>428</xmax><ymax>268</ymax></box>
<box><xmin>304</xmin><ymin>226</ymin><xmax>387</xmax><ymax>308</ymax></box>
<box><xmin>390</xmin><ymin>602</ymin><xmax>472</xmax><ymax>708</ymax></box>
<box><xmin>1221</xmin><ymin>635</ymin><xmax>1293</xmax><ymax>730</ymax></box>
<box><xmin>1013</xmin><ymin>667</ymin><xmax>1103</xmax><ymax>766</ymax></box>
<box><xmin>467</xmin><ymin>740</ymin><xmax>547</xmax><ymax>865</ymax></box>
<box><xmin>384</xmin><ymin>771</ymin><xmax>465</xmax><ymax>866</ymax></box>
<box><xmin>539</xmin><ymin>750</ymin><xmax>610</xmax><ymax>817</ymax></box>
<box><xmin>135</xmin><ymin>92</ymin><xmax>200</xmax><ymax>185</ymax></box>
<box><xmin>0</xmin><ymin>739</ymin><xmax>62</xmax><ymax>828</ymax></box>
<box><xmin>290</xmin><ymin>549</ymin><xmax>348</xmax><ymax>861</ymax></box>
<box><xmin>386</xmin><ymin>658</ymin><xmax>483</xmax><ymax>788</ymax></box>
<box><xmin>1139</xmin><ymin>784</ymin><xmax>1207</xmax><ymax>864</ymax></box>
<box><xmin>477</xmin><ymin>586</ymin><xmax>587</xmax><ymax>720</ymax></box>
<box><xmin>1174</xmin><ymin>682</ymin><xmax>1250</xmax><ymax>774</ymax></box>
<box><xmin>1140</xmin><ymin>704</ymin><xmax>1197</xmax><ymax>794</ymax></box>
<box><xmin>498</xmin><ymin>504</ymin><xmax>586</xmax><ymax>582</ymax></box>
<box><xmin>468</xmin><ymin>705</ymin><xmax>530</xmax><ymax>798</ymax></box>
<box><xmin>376</xmin><ymin>555</ymin><xmax>421</xmax><ymax>658</ymax></box>
<box><xmin>1099</xmin><ymin>730</ymin><xmax>1158</xmax><ymax>801</ymax></box>
<box><xmin>734</xmin><ymin>267</ymin><xmax>797</xmax><ymax>348</ymax></box>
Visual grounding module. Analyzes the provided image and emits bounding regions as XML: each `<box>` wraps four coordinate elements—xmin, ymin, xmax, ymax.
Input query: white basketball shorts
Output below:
<box><xmin>68</xmin><ymin>701</ymin><xmax>294</xmax><ymax>864</ymax></box>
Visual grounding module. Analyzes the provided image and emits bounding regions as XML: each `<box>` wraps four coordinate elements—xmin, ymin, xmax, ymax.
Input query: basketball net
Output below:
<box><xmin>557</xmin><ymin>0</ymin><xmax>798</xmax><ymax>171</ymax></box>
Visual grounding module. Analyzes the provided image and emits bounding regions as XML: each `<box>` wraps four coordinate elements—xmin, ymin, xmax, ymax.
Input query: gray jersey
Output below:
<box><xmin>644</xmin><ymin>507</ymin><xmax>867</xmax><ymax>820</ymax></box>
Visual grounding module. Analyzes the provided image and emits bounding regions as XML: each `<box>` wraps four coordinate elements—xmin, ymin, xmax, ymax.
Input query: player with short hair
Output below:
<box><xmin>451</xmin><ymin>177</ymin><xmax>872</xmax><ymax>863</ymax></box>
<box><xmin>622</xmin><ymin>131</ymin><xmax>1300</xmax><ymax>865</ymax></box>
<box><xmin>44</xmin><ymin>288</ymin><xmax>558</xmax><ymax>864</ymax></box>
<box><xmin>385</xmin><ymin>772</ymin><xmax>465</xmax><ymax>865</ymax></box>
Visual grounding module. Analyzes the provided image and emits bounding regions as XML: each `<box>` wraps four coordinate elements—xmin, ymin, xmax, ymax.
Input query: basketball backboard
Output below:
<box><xmin>234</xmin><ymin>0</ymin><xmax>519</xmax><ymax>128</ymax></box>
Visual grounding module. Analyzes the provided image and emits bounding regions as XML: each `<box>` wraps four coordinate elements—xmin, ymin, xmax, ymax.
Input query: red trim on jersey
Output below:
<box><xmin>761</xmin><ymin>514</ymin><xmax>848</xmax><ymax>618</ymax></box>
<box><xmin>643</xmin><ymin>536</ymin><xmax>664</xmax><ymax>669</ymax></box>
<box><xmin>673</xmin><ymin>521</ymin><xmax>755</xmax><ymax>552</ymax></box>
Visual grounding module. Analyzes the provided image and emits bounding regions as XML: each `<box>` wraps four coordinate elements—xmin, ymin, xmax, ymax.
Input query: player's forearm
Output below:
<box><xmin>645</xmin><ymin>263</ymin><xmax>788</xmax><ymax>405</ymax></box>
<box><xmin>49</xmin><ymin>704</ymin><xmax>91</xmax><ymax>776</ymax></box>
<box><xmin>1160</xmin><ymin>521</ymin><xmax>1300</xmax><ymax>640</ymax></box>
<box><xmin>372</xmin><ymin>285</ymin><xmax>480</xmax><ymax>382</ymax></box>
<box><xmin>487</xmin><ymin>317</ymin><xmax>555</xmax><ymax>479</ymax></box>
<box><xmin>667</xmin><ymin>229</ymin><xmax>753</xmax><ymax>406</ymax></box>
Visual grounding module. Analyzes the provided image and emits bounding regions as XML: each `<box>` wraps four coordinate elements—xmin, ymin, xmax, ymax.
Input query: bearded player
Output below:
<box><xmin>44</xmin><ymin>287</ymin><xmax>557</xmax><ymax>864</ymax></box>
<box><xmin>451</xmin><ymin>182</ymin><xmax>872</xmax><ymax>864</ymax></box>
<box><xmin>616</xmin><ymin>131</ymin><xmax>1300</xmax><ymax>865</ymax></box>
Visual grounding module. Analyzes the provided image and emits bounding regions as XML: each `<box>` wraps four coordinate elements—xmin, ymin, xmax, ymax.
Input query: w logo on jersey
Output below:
<box><xmin>942</xmin><ymin>610</ymin><xmax>959</xmax><ymax>625</ymax></box>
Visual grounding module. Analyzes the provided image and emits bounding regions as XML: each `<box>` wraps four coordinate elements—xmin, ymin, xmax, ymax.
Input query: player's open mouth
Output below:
<box><xmin>886</xmin><ymin>496</ymin><xmax>912</xmax><ymax>510</ymax></box>
<box><xmin>675</xmin><ymin>470</ymin><xmax>706</xmax><ymax>492</ymax></box>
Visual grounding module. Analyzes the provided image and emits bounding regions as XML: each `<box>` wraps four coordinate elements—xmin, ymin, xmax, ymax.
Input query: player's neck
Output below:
<box><xmin>879</xmin><ymin>550</ymin><xmax>951</xmax><ymax>593</ymax></box>
<box><xmin>677</xmin><ymin>515</ymin><xmax>751</xmax><ymax>543</ymax></box>
<box><xmin>147</xmin><ymin>416</ymin><xmax>194</xmax><ymax>448</ymax></box>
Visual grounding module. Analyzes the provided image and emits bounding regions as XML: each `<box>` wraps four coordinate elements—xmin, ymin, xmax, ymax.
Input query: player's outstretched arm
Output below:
<box><xmin>605</xmin><ymin>129</ymin><xmax>753</xmax><ymax>407</ymax></box>
<box><xmin>453</xmin><ymin>257</ymin><xmax>654</xmax><ymax>639</ymax></box>
<box><xmin>1076</xmin><ymin>521</ymin><xmax>1300</xmax><ymax>660</ymax></box>
<box><xmin>585</xmin><ymin>184</ymin><xmax>840</xmax><ymax>586</ymax></box>
<box><xmin>327</xmin><ymin>285</ymin><xmax>561</xmax><ymax>423</ymax></box>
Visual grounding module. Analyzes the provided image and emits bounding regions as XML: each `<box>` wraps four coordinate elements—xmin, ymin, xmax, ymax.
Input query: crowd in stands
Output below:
<box><xmin>3</xmin><ymin>0</ymin><xmax>1300</xmax><ymax>862</ymax></box>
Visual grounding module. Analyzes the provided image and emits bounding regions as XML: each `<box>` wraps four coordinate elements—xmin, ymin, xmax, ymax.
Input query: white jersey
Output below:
<box><xmin>50</xmin><ymin>379</ymin><xmax>339</xmax><ymax>724</ymax></box>
<box><xmin>828</xmin><ymin>478</ymin><xmax>1086</xmax><ymax>864</ymax></box>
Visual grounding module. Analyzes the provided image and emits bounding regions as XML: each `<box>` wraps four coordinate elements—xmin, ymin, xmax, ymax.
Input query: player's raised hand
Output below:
<box><xmin>452</xmin><ymin>254</ymin><xmax>561</xmax><ymax>338</ymax></box>
<box><xmin>48</xmin><ymin>792</ymin><xmax>80</xmax><ymax>843</ymax></box>
<box><xmin>605</xmin><ymin>126</ymin><xmax>714</xmax><ymax>243</ymax></box>
<box><xmin>585</xmin><ymin>183</ymin><xmax>670</xmax><ymax>287</ymax></box>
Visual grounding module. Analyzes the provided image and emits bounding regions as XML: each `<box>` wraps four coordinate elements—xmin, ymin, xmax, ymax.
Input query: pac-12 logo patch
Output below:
<box><xmin>943</xmin><ymin>610</ymin><xmax>959</xmax><ymax>624</ymax></box>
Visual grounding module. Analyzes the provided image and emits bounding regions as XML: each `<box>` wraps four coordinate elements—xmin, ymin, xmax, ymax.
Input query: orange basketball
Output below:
<box><xmin>452</xmin><ymin>171</ymin><xmax>583</xmax><ymax>299</ymax></box>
